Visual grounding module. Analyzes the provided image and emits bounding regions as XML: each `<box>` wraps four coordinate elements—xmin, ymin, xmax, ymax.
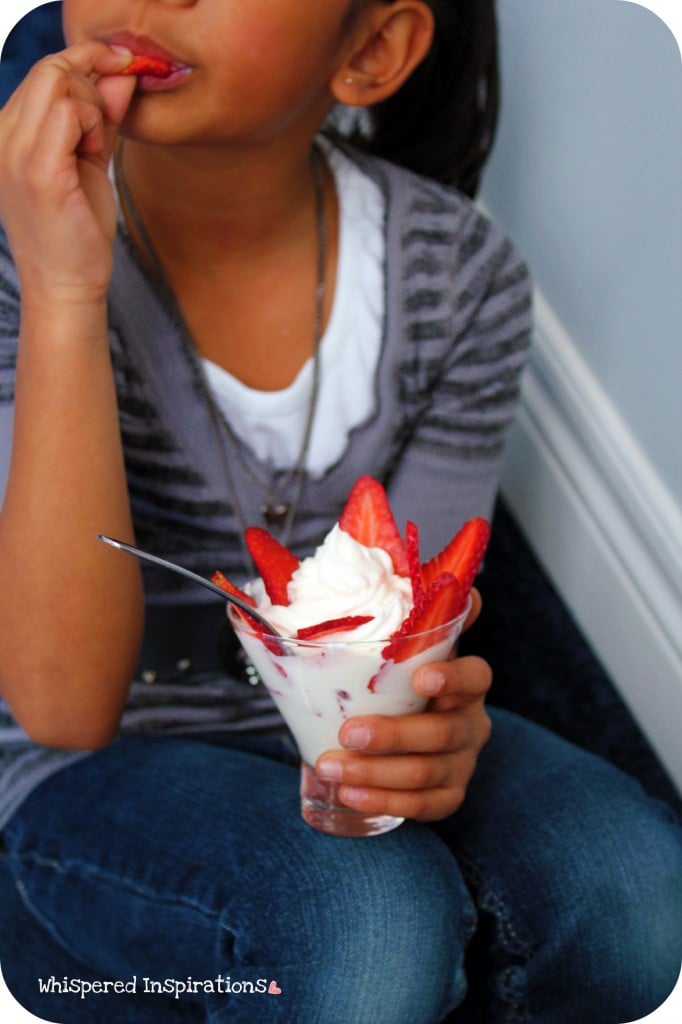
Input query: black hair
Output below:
<box><xmin>332</xmin><ymin>1</ymin><xmax>499</xmax><ymax>197</ymax></box>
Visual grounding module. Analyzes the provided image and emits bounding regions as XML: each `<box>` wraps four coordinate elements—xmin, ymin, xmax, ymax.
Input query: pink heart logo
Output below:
<box><xmin>268</xmin><ymin>980</ymin><xmax>282</xmax><ymax>995</ymax></box>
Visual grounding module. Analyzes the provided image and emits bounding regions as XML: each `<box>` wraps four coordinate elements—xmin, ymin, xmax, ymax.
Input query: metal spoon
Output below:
<box><xmin>97</xmin><ymin>534</ymin><xmax>282</xmax><ymax>637</ymax></box>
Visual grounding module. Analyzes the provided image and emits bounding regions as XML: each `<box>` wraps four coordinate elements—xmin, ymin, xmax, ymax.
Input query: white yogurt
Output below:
<box><xmin>232</xmin><ymin>610</ymin><xmax>468</xmax><ymax>765</ymax></box>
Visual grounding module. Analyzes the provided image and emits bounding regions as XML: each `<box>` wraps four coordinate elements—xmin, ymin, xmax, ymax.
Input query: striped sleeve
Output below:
<box><xmin>387</xmin><ymin>190</ymin><xmax>532</xmax><ymax>558</ymax></box>
<box><xmin>0</xmin><ymin>226</ymin><xmax>19</xmax><ymax>502</ymax></box>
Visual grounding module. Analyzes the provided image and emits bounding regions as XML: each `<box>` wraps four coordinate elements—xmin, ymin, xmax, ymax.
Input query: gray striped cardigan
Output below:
<box><xmin>0</xmin><ymin>145</ymin><xmax>532</xmax><ymax>829</ymax></box>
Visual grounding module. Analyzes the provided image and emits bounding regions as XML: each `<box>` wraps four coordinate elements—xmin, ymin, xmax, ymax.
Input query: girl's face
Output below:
<box><xmin>63</xmin><ymin>0</ymin><xmax>364</xmax><ymax>147</ymax></box>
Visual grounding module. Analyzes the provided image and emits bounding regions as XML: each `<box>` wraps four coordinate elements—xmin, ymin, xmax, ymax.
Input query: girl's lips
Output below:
<box><xmin>105</xmin><ymin>30</ymin><xmax>190</xmax><ymax>68</ymax></box>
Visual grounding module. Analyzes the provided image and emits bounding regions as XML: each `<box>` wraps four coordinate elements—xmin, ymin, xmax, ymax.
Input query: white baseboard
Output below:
<box><xmin>500</xmin><ymin>289</ymin><xmax>682</xmax><ymax>791</ymax></box>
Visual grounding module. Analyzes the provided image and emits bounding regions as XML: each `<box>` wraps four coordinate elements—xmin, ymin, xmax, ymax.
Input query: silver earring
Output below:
<box><xmin>344</xmin><ymin>76</ymin><xmax>354</xmax><ymax>86</ymax></box>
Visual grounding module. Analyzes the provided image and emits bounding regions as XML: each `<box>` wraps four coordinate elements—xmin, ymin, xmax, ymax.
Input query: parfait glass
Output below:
<box><xmin>229</xmin><ymin>603</ymin><xmax>470</xmax><ymax>837</ymax></box>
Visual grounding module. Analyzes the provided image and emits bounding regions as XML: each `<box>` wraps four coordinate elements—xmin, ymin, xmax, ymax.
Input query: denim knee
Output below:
<box><xmin>434</xmin><ymin>710</ymin><xmax>682</xmax><ymax>1023</ymax></box>
<box><xmin>214</xmin><ymin>822</ymin><xmax>476</xmax><ymax>1024</ymax></box>
<box><xmin>589</xmin><ymin>793</ymin><xmax>682</xmax><ymax>1020</ymax></box>
<box><xmin>515</xmin><ymin>761</ymin><xmax>682</xmax><ymax>1022</ymax></box>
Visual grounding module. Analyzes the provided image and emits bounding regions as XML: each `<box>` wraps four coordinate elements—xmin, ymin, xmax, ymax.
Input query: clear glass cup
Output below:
<box><xmin>228</xmin><ymin>602</ymin><xmax>471</xmax><ymax>838</ymax></box>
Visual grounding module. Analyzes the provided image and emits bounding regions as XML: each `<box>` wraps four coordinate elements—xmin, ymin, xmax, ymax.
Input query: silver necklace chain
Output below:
<box><xmin>114</xmin><ymin>146</ymin><xmax>327</xmax><ymax>569</ymax></box>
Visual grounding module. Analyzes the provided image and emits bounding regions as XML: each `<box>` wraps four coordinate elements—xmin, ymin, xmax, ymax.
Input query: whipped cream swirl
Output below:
<box><xmin>251</xmin><ymin>525</ymin><xmax>413</xmax><ymax>641</ymax></box>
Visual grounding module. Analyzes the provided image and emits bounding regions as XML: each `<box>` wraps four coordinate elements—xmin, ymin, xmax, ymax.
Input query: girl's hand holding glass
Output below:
<box><xmin>0</xmin><ymin>41</ymin><xmax>135</xmax><ymax>305</ymax></box>
<box><xmin>317</xmin><ymin>591</ymin><xmax>493</xmax><ymax>823</ymax></box>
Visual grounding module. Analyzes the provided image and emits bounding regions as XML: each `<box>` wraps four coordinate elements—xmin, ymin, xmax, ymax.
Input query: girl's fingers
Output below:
<box><xmin>318</xmin><ymin>750</ymin><xmax>456</xmax><ymax>791</ymax></box>
<box><xmin>336</xmin><ymin>774</ymin><xmax>473</xmax><ymax>822</ymax></box>
<box><xmin>3</xmin><ymin>66</ymin><xmax>93</xmax><ymax>146</ymax></box>
<box><xmin>409</xmin><ymin>651</ymin><xmax>489</xmax><ymax>700</ymax></box>
<box><xmin>339</xmin><ymin>710</ymin><xmax>460</xmax><ymax>754</ymax></box>
<box><xmin>333</xmin><ymin>659</ymin><xmax>489</xmax><ymax>757</ymax></box>
<box><xmin>316</xmin><ymin>747</ymin><xmax>478</xmax><ymax>820</ymax></box>
<box><xmin>33</xmin><ymin>41</ymin><xmax>133</xmax><ymax>85</ymax></box>
<box><xmin>413</xmin><ymin>654</ymin><xmax>492</xmax><ymax>705</ymax></box>
<box><xmin>23</xmin><ymin>97</ymin><xmax>104</xmax><ymax>185</ymax></box>
<box><xmin>338</xmin><ymin>700</ymin><xmax>490</xmax><ymax>755</ymax></box>
<box><xmin>1</xmin><ymin>46</ymin><xmax>136</xmax><ymax>225</ymax></box>
<box><xmin>318</xmin><ymin>706</ymin><xmax>491</xmax><ymax>821</ymax></box>
<box><xmin>96</xmin><ymin>74</ymin><xmax>137</xmax><ymax>145</ymax></box>
<box><xmin>6</xmin><ymin>44</ymin><xmax>132</xmax><ymax>150</ymax></box>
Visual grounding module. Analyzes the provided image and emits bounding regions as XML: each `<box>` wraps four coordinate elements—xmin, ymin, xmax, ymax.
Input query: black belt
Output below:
<box><xmin>135</xmin><ymin>602</ymin><xmax>252</xmax><ymax>684</ymax></box>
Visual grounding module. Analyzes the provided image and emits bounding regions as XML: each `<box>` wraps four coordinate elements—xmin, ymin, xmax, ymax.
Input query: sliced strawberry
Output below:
<box><xmin>338</xmin><ymin>475</ymin><xmax>409</xmax><ymax>576</ymax></box>
<box><xmin>211</xmin><ymin>569</ymin><xmax>258</xmax><ymax>629</ymax></box>
<box><xmin>211</xmin><ymin>570</ymin><xmax>256</xmax><ymax>610</ymax></box>
<box><xmin>404</xmin><ymin>520</ymin><xmax>425</xmax><ymax>601</ymax></box>
<box><xmin>381</xmin><ymin>573</ymin><xmax>464</xmax><ymax>664</ymax></box>
<box><xmin>211</xmin><ymin>570</ymin><xmax>283</xmax><ymax>655</ymax></box>
<box><xmin>245</xmin><ymin>527</ymin><xmax>299</xmax><ymax>606</ymax></box>
<box><xmin>295</xmin><ymin>615</ymin><xmax>374</xmax><ymax>641</ymax></box>
<box><xmin>421</xmin><ymin>517</ymin><xmax>490</xmax><ymax>596</ymax></box>
<box><xmin>122</xmin><ymin>55</ymin><xmax>176</xmax><ymax>78</ymax></box>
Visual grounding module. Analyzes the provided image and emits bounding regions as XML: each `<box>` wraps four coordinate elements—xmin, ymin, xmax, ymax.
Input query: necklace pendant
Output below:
<box><xmin>261</xmin><ymin>502</ymin><xmax>290</xmax><ymax>528</ymax></box>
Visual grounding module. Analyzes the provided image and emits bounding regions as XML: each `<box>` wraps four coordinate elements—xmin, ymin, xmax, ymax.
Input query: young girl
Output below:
<box><xmin>0</xmin><ymin>2</ymin><xmax>679</xmax><ymax>1022</ymax></box>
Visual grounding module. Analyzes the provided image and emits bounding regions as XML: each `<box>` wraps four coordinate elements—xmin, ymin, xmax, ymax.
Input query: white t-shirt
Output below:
<box><xmin>201</xmin><ymin>141</ymin><xmax>385</xmax><ymax>478</ymax></box>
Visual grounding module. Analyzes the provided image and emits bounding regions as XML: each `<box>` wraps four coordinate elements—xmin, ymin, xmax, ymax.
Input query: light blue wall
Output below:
<box><xmin>481</xmin><ymin>0</ymin><xmax>681</xmax><ymax>500</ymax></box>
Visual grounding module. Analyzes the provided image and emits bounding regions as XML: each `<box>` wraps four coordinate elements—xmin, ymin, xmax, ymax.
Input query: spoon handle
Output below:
<box><xmin>97</xmin><ymin>535</ymin><xmax>280</xmax><ymax>637</ymax></box>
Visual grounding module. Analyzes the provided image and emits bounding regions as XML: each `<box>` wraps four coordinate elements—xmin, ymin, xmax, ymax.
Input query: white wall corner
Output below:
<box><xmin>500</xmin><ymin>289</ymin><xmax>682</xmax><ymax>791</ymax></box>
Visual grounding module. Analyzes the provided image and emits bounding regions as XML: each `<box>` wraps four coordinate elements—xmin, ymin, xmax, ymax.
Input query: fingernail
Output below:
<box><xmin>342</xmin><ymin>725</ymin><xmax>371</xmax><ymax>750</ymax></box>
<box><xmin>418</xmin><ymin>669</ymin><xmax>445</xmax><ymax>695</ymax></box>
<box><xmin>317</xmin><ymin>760</ymin><xmax>342</xmax><ymax>782</ymax></box>
<box><xmin>110</xmin><ymin>44</ymin><xmax>133</xmax><ymax>60</ymax></box>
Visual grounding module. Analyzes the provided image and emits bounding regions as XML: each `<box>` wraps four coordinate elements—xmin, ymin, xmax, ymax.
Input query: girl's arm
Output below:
<box><xmin>0</xmin><ymin>43</ymin><xmax>143</xmax><ymax>750</ymax></box>
<box><xmin>388</xmin><ymin>213</ymin><xmax>533</xmax><ymax>559</ymax></box>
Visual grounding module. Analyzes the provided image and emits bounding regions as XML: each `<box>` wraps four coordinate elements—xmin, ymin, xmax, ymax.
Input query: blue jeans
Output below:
<box><xmin>1</xmin><ymin>708</ymin><xmax>680</xmax><ymax>1024</ymax></box>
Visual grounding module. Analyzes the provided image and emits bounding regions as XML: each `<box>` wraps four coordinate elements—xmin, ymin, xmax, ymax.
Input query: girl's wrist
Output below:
<box><xmin>15</xmin><ymin>259</ymin><xmax>114</xmax><ymax>318</ymax></box>
<box><xmin>20</xmin><ymin>294</ymin><xmax>110</xmax><ymax>341</ymax></box>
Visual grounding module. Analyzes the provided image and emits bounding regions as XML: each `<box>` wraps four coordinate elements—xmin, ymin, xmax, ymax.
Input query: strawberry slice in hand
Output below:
<box><xmin>245</xmin><ymin>527</ymin><xmax>299</xmax><ymax>606</ymax></box>
<box><xmin>295</xmin><ymin>615</ymin><xmax>374</xmax><ymax>641</ymax></box>
<box><xmin>381</xmin><ymin>573</ymin><xmax>464</xmax><ymax>665</ymax></box>
<box><xmin>338</xmin><ymin>475</ymin><xmax>409</xmax><ymax>576</ymax></box>
<box><xmin>121</xmin><ymin>55</ymin><xmax>176</xmax><ymax>78</ymax></box>
<box><xmin>421</xmin><ymin>517</ymin><xmax>490</xmax><ymax>596</ymax></box>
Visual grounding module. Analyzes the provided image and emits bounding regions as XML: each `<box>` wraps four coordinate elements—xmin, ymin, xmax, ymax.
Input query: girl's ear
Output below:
<box><xmin>331</xmin><ymin>1</ymin><xmax>434</xmax><ymax>107</ymax></box>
